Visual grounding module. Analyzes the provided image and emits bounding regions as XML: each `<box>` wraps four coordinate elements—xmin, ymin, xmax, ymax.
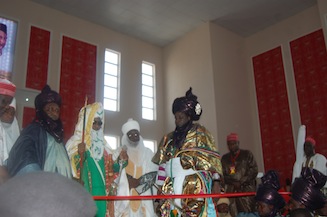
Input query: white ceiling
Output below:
<box><xmin>30</xmin><ymin>0</ymin><xmax>317</xmax><ymax>47</ymax></box>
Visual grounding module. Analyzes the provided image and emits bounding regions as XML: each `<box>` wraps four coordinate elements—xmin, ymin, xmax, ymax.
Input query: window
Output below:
<box><xmin>104</xmin><ymin>49</ymin><xmax>120</xmax><ymax>111</ymax></box>
<box><xmin>142</xmin><ymin>62</ymin><xmax>156</xmax><ymax>120</ymax></box>
<box><xmin>104</xmin><ymin>135</ymin><xmax>120</xmax><ymax>150</ymax></box>
<box><xmin>143</xmin><ymin>139</ymin><xmax>157</xmax><ymax>153</ymax></box>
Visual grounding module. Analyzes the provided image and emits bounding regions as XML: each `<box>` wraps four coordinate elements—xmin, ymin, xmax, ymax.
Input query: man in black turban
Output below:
<box><xmin>289</xmin><ymin>167</ymin><xmax>327</xmax><ymax>214</ymax></box>
<box><xmin>255</xmin><ymin>170</ymin><xmax>286</xmax><ymax>217</ymax></box>
<box><xmin>152</xmin><ymin>87</ymin><xmax>222</xmax><ymax>217</ymax></box>
<box><xmin>7</xmin><ymin>85</ymin><xmax>72</xmax><ymax>178</ymax></box>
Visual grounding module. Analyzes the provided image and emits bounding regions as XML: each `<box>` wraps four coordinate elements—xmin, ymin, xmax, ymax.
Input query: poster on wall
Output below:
<box><xmin>0</xmin><ymin>16</ymin><xmax>17</xmax><ymax>81</ymax></box>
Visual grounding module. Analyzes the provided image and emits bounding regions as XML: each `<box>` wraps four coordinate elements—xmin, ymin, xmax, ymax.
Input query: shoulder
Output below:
<box><xmin>241</xmin><ymin>149</ymin><xmax>253</xmax><ymax>155</ymax></box>
<box><xmin>20</xmin><ymin>122</ymin><xmax>44</xmax><ymax>135</ymax></box>
<box><xmin>314</xmin><ymin>153</ymin><xmax>327</xmax><ymax>160</ymax></box>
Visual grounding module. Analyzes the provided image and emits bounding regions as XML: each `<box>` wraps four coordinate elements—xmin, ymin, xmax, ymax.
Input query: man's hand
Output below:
<box><xmin>127</xmin><ymin>176</ymin><xmax>140</xmax><ymax>189</ymax></box>
<box><xmin>119</xmin><ymin>149</ymin><xmax>128</xmax><ymax>161</ymax></box>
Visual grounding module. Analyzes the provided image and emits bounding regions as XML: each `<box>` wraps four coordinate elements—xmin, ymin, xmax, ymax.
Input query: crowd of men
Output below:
<box><xmin>0</xmin><ymin>80</ymin><xmax>325</xmax><ymax>217</ymax></box>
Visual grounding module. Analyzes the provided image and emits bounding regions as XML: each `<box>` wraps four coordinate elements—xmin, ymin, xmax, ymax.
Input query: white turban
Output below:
<box><xmin>121</xmin><ymin>118</ymin><xmax>140</xmax><ymax>134</ymax></box>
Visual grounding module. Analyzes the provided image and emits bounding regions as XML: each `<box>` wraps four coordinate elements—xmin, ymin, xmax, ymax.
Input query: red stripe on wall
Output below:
<box><xmin>59</xmin><ymin>36</ymin><xmax>96</xmax><ymax>143</ymax></box>
<box><xmin>253</xmin><ymin>46</ymin><xmax>295</xmax><ymax>187</ymax></box>
<box><xmin>290</xmin><ymin>29</ymin><xmax>327</xmax><ymax>157</ymax></box>
<box><xmin>26</xmin><ymin>26</ymin><xmax>50</xmax><ymax>90</ymax></box>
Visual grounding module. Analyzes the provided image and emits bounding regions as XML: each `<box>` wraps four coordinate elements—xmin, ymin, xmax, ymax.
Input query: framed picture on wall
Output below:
<box><xmin>0</xmin><ymin>16</ymin><xmax>17</xmax><ymax>81</ymax></box>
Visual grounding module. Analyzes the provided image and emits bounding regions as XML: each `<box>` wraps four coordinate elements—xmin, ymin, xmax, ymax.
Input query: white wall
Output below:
<box><xmin>163</xmin><ymin>23</ymin><xmax>218</xmax><ymax>143</ymax></box>
<box><xmin>0</xmin><ymin>0</ymin><xmax>165</xmax><ymax>144</ymax></box>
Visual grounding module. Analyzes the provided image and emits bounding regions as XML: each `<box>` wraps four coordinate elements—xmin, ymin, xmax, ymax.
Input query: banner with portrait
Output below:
<box><xmin>0</xmin><ymin>16</ymin><xmax>17</xmax><ymax>81</ymax></box>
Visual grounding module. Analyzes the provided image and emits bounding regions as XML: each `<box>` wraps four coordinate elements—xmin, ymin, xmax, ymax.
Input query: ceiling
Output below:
<box><xmin>30</xmin><ymin>0</ymin><xmax>317</xmax><ymax>47</ymax></box>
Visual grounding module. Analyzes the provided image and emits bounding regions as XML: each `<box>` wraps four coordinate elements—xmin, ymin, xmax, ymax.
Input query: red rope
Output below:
<box><xmin>93</xmin><ymin>191</ymin><xmax>291</xmax><ymax>201</ymax></box>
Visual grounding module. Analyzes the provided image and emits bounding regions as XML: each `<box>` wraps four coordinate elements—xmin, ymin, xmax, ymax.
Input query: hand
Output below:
<box><xmin>78</xmin><ymin>142</ymin><xmax>86</xmax><ymax>156</ymax></box>
<box><xmin>119</xmin><ymin>149</ymin><xmax>128</xmax><ymax>161</ymax></box>
<box><xmin>127</xmin><ymin>176</ymin><xmax>140</xmax><ymax>189</ymax></box>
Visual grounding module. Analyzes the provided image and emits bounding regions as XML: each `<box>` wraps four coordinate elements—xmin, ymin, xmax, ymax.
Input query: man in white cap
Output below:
<box><xmin>0</xmin><ymin>78</ymin><xmax>16</xmax><ymax>184</ymax></box>
<box><xmin>115</xmin><ymin>118</ymin><xmax>158</xmax><ymax>217</ymax></box>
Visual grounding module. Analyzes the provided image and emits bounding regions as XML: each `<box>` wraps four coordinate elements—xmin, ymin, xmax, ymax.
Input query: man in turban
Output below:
<box><xmin>7</xmin><ymin>85</ymin><xmax>72</xmax><ymax>178</ymax></box>
<box><xmin>0</xmin><ymin>78</ymin><xmax>17</xmax><ymax>184</ymax></box>
<box><xmin>66</xmin><ymin>102</ymin><xmax>128</xmax><ymax>217</ymax></box>
<box><xmin>114</xmin><ymin>118</ymin><xmax>158</xmax><ymax>216</ymax></box>
<box><xmin>152</xmin><ymin>87</ymin><xmax>223</xmax><ymax>217</ymax></box>
<box><xmin>289</xmin><ymin>168</ymin><xmax>327</xmax><ymax>215</ymax></box>
<box><xmin>221</xmin><ymin>133</ymin><xmax>258</xmax><ymax>217</ymax></box>
<box><xmin>255</xmin><ymin>170</ymin><xmax>285</xmax><ymax>217</ymax></box>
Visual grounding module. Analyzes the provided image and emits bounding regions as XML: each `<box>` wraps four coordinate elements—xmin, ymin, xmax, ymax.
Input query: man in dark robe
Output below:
<box><xmin>221</xmin><ymin>133</ymin><xmax>258</xmax><ymax>217</ymax></box>
<box><xmin>7</xmin><ymin>85</ymin><xmax>72</xmax><ymax>178</ymax></box>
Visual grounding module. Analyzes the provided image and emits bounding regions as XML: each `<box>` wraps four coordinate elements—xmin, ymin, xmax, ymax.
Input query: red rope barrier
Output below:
<box><xmin>93</xmin><ymin>191</ymin><xmax>291</xmax><ymax>201</ymax></box>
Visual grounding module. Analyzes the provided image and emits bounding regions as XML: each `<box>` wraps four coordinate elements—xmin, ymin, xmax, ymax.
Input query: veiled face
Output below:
<box><xmin>174</xmin><ymin>111</ymin><xmax>190</xmax><ymax>128</ymax></box>
<box><xmin>92</xmin><ymin>117</ymin><xmax>102</xmax><ymax>131</ymax></box>
<box><xmin>43</xmin><ymin>102</ymin><xmax>60</xmax><ymax>121</ymax></box>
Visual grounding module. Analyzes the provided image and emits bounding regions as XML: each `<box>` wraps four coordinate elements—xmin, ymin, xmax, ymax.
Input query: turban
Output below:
<box><xmin>0</xmin><ymin>172</ymin><xmax>97</xmax><ymax>217</ymax></box>
<box><xmin>305</xmin><ymin>137</ymin><xmax>316</xmax><ymax>146</ymax></box>
<box><xmin>172</xmin><ymin>87</ymin><xmax>202</xmax><ymax>121</ymax></box>
<box><xmin>0</xmin><ymin>79</ymin><xmax>16</xmax><ymax>97</ymax></box>
<box><xmin>217</xmin><ymin>197</ymin><xmax>230</xmax><ymax>205</ymax></box>
<box><xmin>291</xmin><ymin>168</ymin><xmax>327</xmax><ymax>211</ymax></box>
<box><xmin>35</xmin><ymin>85</ymin><xmax>61</xmax><ymax>111</ymax></box>
<box><xmin>255</xmin><ymin>170</ymin><xmax>285</xmax><ymax>210</ymax></box>
<box><xmin>0</xmin><ymin>23</ymin><xmax>7</xmax><ymax>34</ymax></box>
<box><xmin>122</xmin><ymin>118</ymin><xmax>140</xmax><ymax>134</ymax></box>
<box><xmin>227</xmin><ymin>133</ymin><xmax>238</xmax><ymax>142</ymax></box>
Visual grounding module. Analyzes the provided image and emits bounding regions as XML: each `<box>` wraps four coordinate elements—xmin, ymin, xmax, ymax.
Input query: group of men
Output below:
<box><xmin>0</xmin><ymin>81</ymin><xmax>326</xmax><ymax>217</ymax></box>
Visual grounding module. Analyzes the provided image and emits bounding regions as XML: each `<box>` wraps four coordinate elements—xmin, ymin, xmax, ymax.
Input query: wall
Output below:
<box><xmin>209</xmin><ymin>23</ymin><xmax>256</xmax><ymax>162</ymax></box>
<box><xmin>163</xmin><ymin>23</ymin><xmax>218</xmax><ymax>143</ymax></box>
<box><xmin>244</xmin><ymin>4</ymin><xmax>323</xmax><ymax>174</ymax></box>
<box><xmin>0</xmin><ymin>0</ymin><xmax>165</xmax><ymax>144</ymax></box>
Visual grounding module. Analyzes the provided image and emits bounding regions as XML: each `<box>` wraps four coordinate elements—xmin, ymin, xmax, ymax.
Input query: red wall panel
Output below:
<box><xmin>253</xmin><ymin>46</ymin><xmax>295</xmax><ymax>187</ymax></box>
<box><xmin>26</xmin><ymin>26</ymin><xmax>50</xmax><ymax>90</ymax></box>
<box><xmin>59</xmin><ymin>36</ymin><xmax>96</xmax><ymax>143</ymax></box>
<box><xmin>22</xmin><ymin>107</ymin><xmax>35</xmax><ymax>129</ymax></box>
<box><xmin>290</xmin><ymin>29</ymin><xmax>327</xmax><ymax>157</ymax></box>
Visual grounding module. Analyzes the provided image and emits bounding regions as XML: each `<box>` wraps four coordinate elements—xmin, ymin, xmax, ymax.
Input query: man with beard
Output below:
<box><xmin>115</xmin><ymin>118</ymin><xmax>158</xmax><ymax>216</ymax></box>
<box><xmin>66</xmin><ymin>102</ymin><xmax>128</xmax><ymax>217</ymax></box>
<box><xmin>221</xmin><ymin>133</ymin><xmax>258</xmax><ymax>217</ymax></box>
<box><xmin>152</xmin><ymin>87</ymin><xmax>223</xmax><ymax>217</ymax></box>
<box><xmin>7</xmin><ymin>85</ymin><xmax>72</xmax><ymax>178</ymax></box>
